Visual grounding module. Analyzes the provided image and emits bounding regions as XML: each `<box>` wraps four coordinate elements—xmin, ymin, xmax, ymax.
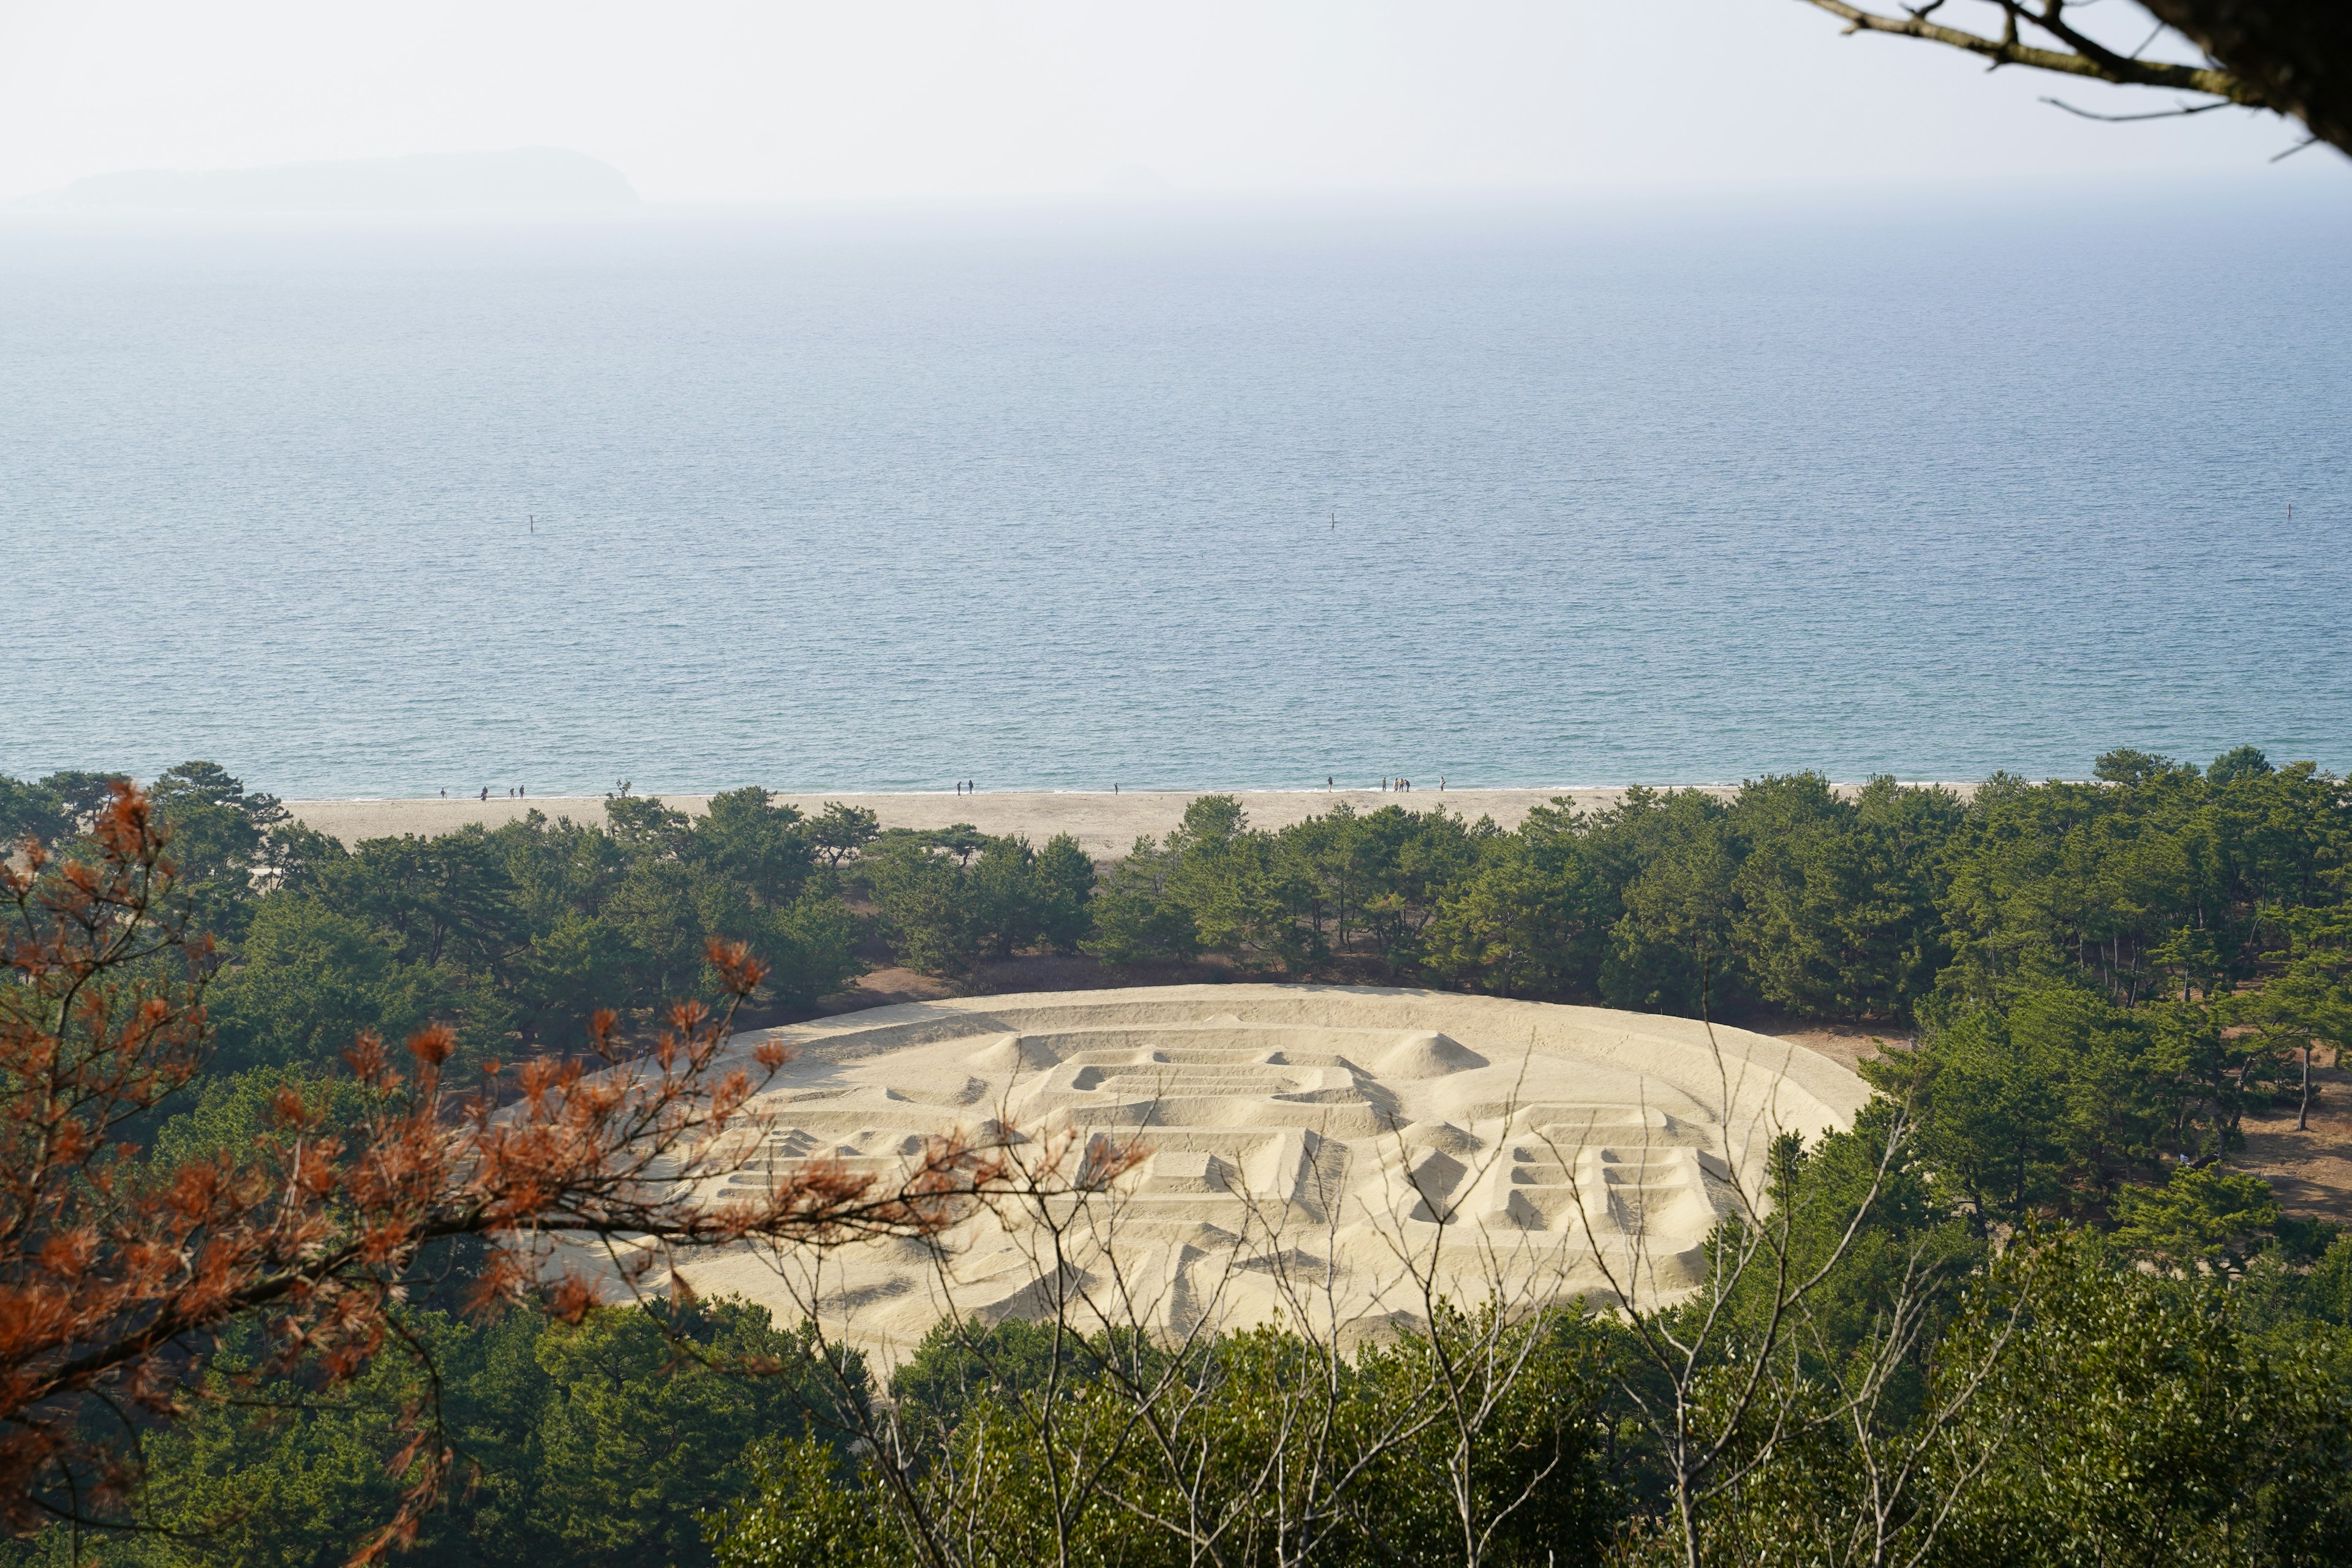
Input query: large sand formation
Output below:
<box><xmin>649</xmin><ymin>986</ymin><xmax>1868</xmax><ymax>1352</ymax></box>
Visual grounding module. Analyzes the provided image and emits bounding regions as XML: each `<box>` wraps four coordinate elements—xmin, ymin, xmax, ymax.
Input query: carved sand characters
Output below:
<box><xmin>640</xmin><ymin>986</ymin><xmax>1866</xmax><ymax>1354</ymax></box>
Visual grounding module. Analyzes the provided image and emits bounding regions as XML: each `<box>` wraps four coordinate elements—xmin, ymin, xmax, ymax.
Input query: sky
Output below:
<box><xmin>0</xmin><ymin>0</ymin><xmax>2332</xmax><ymax>204</ymax></box>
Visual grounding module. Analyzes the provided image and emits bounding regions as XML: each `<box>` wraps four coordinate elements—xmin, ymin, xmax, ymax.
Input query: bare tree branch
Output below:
<box><xmin>2040</xmin><ymin>94</ymin><xmax>2237</xmax><ymax>121</ymax></box>
<box><xmin>1793</xmin><ymin>1</ymin><xmax>2352</xmax><ymax>154</ymax></box>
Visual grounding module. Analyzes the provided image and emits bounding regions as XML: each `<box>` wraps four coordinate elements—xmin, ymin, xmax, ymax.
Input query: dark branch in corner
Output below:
<box><xmin>1796</xmin><ymin>0</ymin><xmax>2352</xmax><ymax>157</ymax></box>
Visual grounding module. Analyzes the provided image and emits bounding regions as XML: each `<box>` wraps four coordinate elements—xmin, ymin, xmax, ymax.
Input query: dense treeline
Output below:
<box><xmin>3</xmin><ymin>747</ymin><xmax>2348</xmax><ymax>1566</ymax></box>
<box><xmin>0</xmin><ymin>764</ymin><xmax>1091</xmax><ymax>1078</ymax></box>
<box><xmin>1084</xmin><ymin>747</ymin><xmax>2342</xmax><ymax>1027</ymax></box>
<box><xmin>31</xmin><ymin>1298</ymin><xmax>855</xmax><ymax>1568</ymax></box>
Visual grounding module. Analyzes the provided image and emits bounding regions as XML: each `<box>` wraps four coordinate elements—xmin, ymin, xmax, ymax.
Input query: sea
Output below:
<box><xmin>4</xmin><ymin>176</ymin><xmax>2348</xmax><ymax>798</ymax></box>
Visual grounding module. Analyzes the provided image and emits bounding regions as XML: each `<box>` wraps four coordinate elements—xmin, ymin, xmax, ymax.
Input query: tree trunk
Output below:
<box><xmin>2299</xmin><ymin>1041</ymin><xmax>2312</xmax><ymax>1132</ymax></box>
<box><xmin>2143</xmin><ymin>1</ymin><xmax>2352</xmax><ymax>155</ymax></box>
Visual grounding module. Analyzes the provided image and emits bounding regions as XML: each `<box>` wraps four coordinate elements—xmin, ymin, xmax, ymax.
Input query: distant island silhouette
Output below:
<box><xmin>17</xmin><ymin>147</ymin><xmax>638</xmax><ymax>213</ymax></box>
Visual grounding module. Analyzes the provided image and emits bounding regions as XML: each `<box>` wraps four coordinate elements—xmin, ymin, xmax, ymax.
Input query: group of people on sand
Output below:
<box><xmin>953</xmin><ymin>779</ymin><xmax>977</xmax><ymax>795</ymax></box>
<box><xmin>437</xmin><ymin>786</ymin><xmax>529</xmax><ymax>801</ymax></box>
<box><xmin>1326</xmin><ymin>777</ymin><xmax>1445</xmax><ymax>792</ymax></box>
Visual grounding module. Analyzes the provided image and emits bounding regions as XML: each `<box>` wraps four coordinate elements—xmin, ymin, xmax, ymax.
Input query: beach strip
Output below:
<box><xmin>285</xmin><ymin>788</ymin><xmax>1699</xmax><ymax>858</ymax></box>
<box><xmin>284</xmin><ymin>784</ymin><xmax>1980</xmax><ymax>859</ymax></box>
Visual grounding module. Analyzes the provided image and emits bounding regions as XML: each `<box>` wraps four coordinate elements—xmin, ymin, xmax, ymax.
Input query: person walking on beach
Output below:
<box><xmin>480</xmin><ymin>787</ymin><xmax>488</xmax><ymax>802</ymax></box>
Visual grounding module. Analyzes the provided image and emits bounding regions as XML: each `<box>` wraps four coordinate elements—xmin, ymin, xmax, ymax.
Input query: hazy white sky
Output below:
<box><xmin>0</xmin><ymin>1</ymin><xmax>2328</xmax><ymax>203</ymax></box>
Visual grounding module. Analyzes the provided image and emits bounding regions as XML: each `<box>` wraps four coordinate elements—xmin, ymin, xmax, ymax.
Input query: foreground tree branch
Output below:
<box><xmin>1795</xmin><ymin>1</ymin><xmax>2352</xmax><ymax>156</ymax></box>
<box><xmin>0</xmin><ymin>784</ymin><xmax>1046</xmax><ymax>1559</ymax></box>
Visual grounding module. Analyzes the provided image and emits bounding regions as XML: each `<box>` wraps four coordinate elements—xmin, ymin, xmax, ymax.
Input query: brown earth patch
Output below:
<box><xmin>2233</xmin><ymin>1060</ymin><xmax>2352</xmax><ymax>1226</ymax></box>
<box><xmin>1746</xmin><ymin>1014</ymin><xmax>1915</xmax><ymax>1076</ymax></box>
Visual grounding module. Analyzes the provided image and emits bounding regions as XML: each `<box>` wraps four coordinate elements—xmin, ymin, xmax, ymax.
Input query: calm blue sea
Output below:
<box><xmin>4</xmin><ymin>178</ymin><xmax>2348</xmax><ymax>797</ymax></box>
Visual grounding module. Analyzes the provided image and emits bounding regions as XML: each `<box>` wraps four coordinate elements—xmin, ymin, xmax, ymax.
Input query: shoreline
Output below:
<box><xmin>287</xmin><ymin>783</ymin><xmax>1977</xmax><ymax>859</ymax></box>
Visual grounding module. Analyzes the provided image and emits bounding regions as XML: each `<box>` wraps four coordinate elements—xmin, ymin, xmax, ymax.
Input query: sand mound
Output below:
<box><xmin>1378</xmin><ymin>1031</ymin><xmax>1486</xmax><ymax>1078</ymax></box>
<box><xmin>967</xmin><ymin>1033</ymin><xmax>1061</xmax><ymax>1073</ymax></box>
<box><xmin>649</xmin><ymin>985</ymin><xmax>1865</xmax><ymax>1353</ymax></box>
<box><xmin>1398</xmin><ymin>1118</ymin><xmax>1480</xmax><ymax>1155</ymax></box>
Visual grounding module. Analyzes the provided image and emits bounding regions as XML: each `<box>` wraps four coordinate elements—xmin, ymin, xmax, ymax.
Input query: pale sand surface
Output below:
<box><xmin>620</xmin><ymin>985</ymin><xmax>1866</xmax><ymax>1352</ymax></box>
<box><xmin>288</xmin><ymin>785</ymin><xmax>1966</xmax><ymax>859</ymax></box>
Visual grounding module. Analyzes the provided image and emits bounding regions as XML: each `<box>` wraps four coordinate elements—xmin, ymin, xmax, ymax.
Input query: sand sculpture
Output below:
<box><xmin>651</xmin><ymin>986</ymin><xmax>1868</xmax><ymax>1352</ymax></box>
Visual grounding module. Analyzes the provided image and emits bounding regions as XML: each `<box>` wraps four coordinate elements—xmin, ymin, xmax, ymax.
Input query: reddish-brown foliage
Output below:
<box><xmin>0</xmin><ymin>785</ymin><xmax>1085</xmax><ymax>1558</ymax></box>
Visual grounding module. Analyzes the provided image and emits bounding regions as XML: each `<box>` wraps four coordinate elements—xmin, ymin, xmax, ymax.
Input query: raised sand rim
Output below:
<box><xmin>653</xmin><ymin>986</ymin><xmax>1868</xmax><ymax>1353</ymax></box>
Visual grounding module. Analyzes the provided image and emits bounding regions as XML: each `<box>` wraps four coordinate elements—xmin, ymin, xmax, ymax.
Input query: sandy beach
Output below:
<box><xmin>284</xmin><ymin>784</ymin><xmax>1972</xmax><ymax>859</ymax></box>
<box><xmin>287</xmin><ymin>789</ymin><xmax>1681</xmax><ymax>857</ymax></box>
